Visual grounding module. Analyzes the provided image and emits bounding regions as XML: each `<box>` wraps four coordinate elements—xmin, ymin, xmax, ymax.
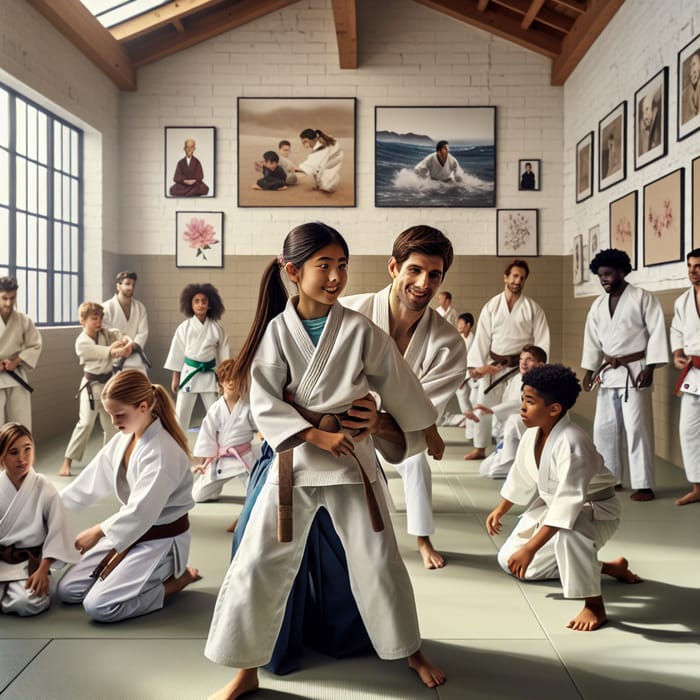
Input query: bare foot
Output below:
<box><xmin>251</xmin><ymin>185</ymin><xmax>262</xmax><ymax>190</ymax></box>
<box><xmin>417</xmin><ymin>536</ymin><xmax>445</xmax><ymax>569</ymax></box>
<box><xmin>408</xmin><ymin>649</ymin><xmax>446</xmax><ymax>688</ymax></box>
<box><xmin>59</xmin><ymin>459</ymin><xmax>72</xmax><ymax>477</ymax></box>
<box><xmin>226</xmin><ymin>518</ymin><xmax>239</xmax><ymax>534</ymax></box>
<box><xmin>163</xmin><ymin>566</ymin><xmax>201</xmax><ymax>600</ymax></box>
<box><xmin>464</xmin><ymin>448</ymin><xmax>485</xmax><ymax>461</ymax></box>
<box><xmin>675</xmin><ymin>485</ymin><xmax>700</xmax><ymax>506</ymax></box>
<box><xmin>566</xmin><ymin>596</ymin><xmax>607</xmax><ymax>631</ymax></box>
<box><xmin>602</xmin><ymin>556</ymin><xmax>642</xmax><ymax>583</ymax></box>
<box><xmin>208</xmin><ymin>668</ymin><xmax>259</xmax><ymax>700</ymax></box>
<box><xmin>278</xmin><ymin>186</ymin><xmax>288</xmax><ymax>191</ymax></box>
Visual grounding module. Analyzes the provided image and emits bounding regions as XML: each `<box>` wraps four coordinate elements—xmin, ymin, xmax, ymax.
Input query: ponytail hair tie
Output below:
<box><xmin>277</xmin><ymin>253</ymin><xmax>285</xmax><ymax>267</ymax></box>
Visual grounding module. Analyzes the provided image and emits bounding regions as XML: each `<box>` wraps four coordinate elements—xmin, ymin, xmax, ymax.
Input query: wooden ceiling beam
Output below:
<box><xmin>551</xmin><ymin>0</ymin><xmax>624</xmax><ymax>85</ymax></box>
<box><xmin>521</xmin><ymin>0</ymin><xmax>545</xmax><ymax>30</ymax></box>
<box><xmin>27</xmin><ymin>0</ymin><xmax>136</xmax><ymax>90</ymax></box>
<box><xmin>331</xmin><ymin>0</ymin><xmax>358</xmax><ymax>69</ymax></box>
<box><xmin>550</xmin><ymin>0</ymin><xmax>586</xmax><ymax>13</ymax></box>
<box><xmin>491</xmin><ymin>0</ymin><xmax>574</xmax><ymax>33</ymax></box>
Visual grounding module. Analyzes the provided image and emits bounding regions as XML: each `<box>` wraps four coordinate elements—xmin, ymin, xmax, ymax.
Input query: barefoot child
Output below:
<box><xmin>486</xmin><ymin>364</ymin><xmax>641</xmax><ymax>632</ymax></box>
<box><xmin>205</xmin><ymin>222</ymin><xmax>446</xmax><ymax>699</ymax></box>
<box><xmin>0</xmin><ymin>423</ymin><xmax>78</xmax><ymax>616</ymax></box>
<box><xmin>191</xmin><ymin>358</ymin><xmax>258</xmax><ymax>503</ymax></box>
<box><xmin>58</xmin><ymin>370</ymin><xmax>200</xmax><ymax>622</ymax></box>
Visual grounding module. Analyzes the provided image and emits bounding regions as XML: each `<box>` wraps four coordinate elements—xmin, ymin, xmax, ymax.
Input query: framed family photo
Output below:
<box><xmin>694</xmin><ymin>155</ymin><xmax>700</xmax><ymax>249</ymax></box>
<box><xmin>573</xmin><ymin>233</ymin><xmax>584</xmax><ymax>284</ymax></box>
<box><xmin>576</xmin><ymin>132</ymin><xmax>593</xmax><ymax>203</ymax></box>
<box><xmin>643</xmin><ymin>168</ymin><xmax>684</xmax><ymax>267</ymax></box>
<box><xmin>677</xmin><ymin>33</ymin><xmax>700</xmax><ymax>141</ymax></box>
<box><xmin>175</xmin><ymin>211</ymin><xmax>223</xmax><ymax>268</ymax></box>
<box><xmin>518</xmin><ymin>159</ymin><xmax>540</xmax><ymax>191</ymax></box>
<box><xmin>165</xmin><ymin>127</ymin><xmax>215</xmax><ymax>198</ymax></box>
<box><xmin>598</xmin><ymin>102</ymin><xmax>626</xmax><ymax>191</ymax></box>
<box><xmin>375</xmin><ymin>106</ymin><xmax>496</xmax><ymax>207</ymax></box>
<box><xmin>237</xmin><ymin>97</ymin><xmax>356</xmax><ymax>207</ymax></box>
<box><xmin>634</xmin><ymin>67</ymin><xmax>668</xmax><ymax>170</ymax></box>
<box><xmin>496</xmin><ymin>209</ymin><xmax>538</xmax><ymax>257</ymax></box>
<box><xmin>609</xmin><ymin>191</ymin><xmax>637</xmax><ymax>270</ymax></box>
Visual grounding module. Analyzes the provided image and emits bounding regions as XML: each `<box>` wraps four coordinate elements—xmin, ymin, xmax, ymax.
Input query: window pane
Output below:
<box><xmin>0</xmin><ymin>88</ymin><xmax>8</xmax><ymax>149</ymax></box>
<box><xmin>0</xmin><ymin>207</ymin><xmax>8</xmax><ymax>265</ymax></box>
<box><xmin>71</xmin><ymin>130</ymin><xmax>79</xmax><ymax>177</ymax></box>
<box><xmin>27</xmin><ymin>214</ymin><xmax>38</xmax><ymax>269</ymax></box>
<box><xmin>26</xmin><ymin>161</ymin><xmax>38</xmax><ymax>213</ymax></box>
<box><xmin>62</xmin><ymin>125</ymin><xmax>70</xmax><ymax>174</ymax></box>
<box><xmin>16</xmin><ymin>157</ymin><xmax>26</xmax><ymax>211</ymax></box>
<box><xmin>54</xmin><ymin>171</ymin><xmax>62</xmax><ymax>220</ymax></box>
<box><xmin>70</xmin><ymin>274</ymin><xmax>79</xmax><ymax>322</ymax></box>
<box><xmin>16</xmin><ymin>100</ymin><xmax>26</xmax><ymax>156</ymax></box>
<box><xmin>70</xmin><ymin>225</ymin><xmax>78</xmax><ymax>270</ymax></box>
<box><xmin>54</xmin><ymin>121</ymin><xmax>62</xmax><ymax>171</ymax></box>
<box><xmin>27</xmin><ymin>105</ymin><xmax>38</xmax><ymax>161</ymax></box>
<box><xmin>16</xmin><ymin>213</ymin><xmax>26</xmax><ymax>266</ymax></box>
<box><xmin>37</xmin><ymin>111</ymin><xmax>48</xmax><ymax>163</ymax></box>
<box><xmin>0</xmin><ymin>149</ymin><xmax>8</xmax><ymax>205</ymax></box>
<box><xmin>71</xmin><ymin>179</ymin><xmax>79</xmax><ymax>224</ymax></box>
<box><xmin>62</xmin><ymin>174</ymin><xmax>70</xmax><ymax>221</ymax></box>
<box><xmin>37</xmin><ymin>217</ymin><xmax>47</xmax><ymax>269</ymax></box>
<box><xmin>37</xmin><ymin>164</ymin><xmax>47</xmax><ymax>216</ymax></box>
<box><xmin>25</xmin><ymin>269</ymin><xmax>37</xmax><ymax>320</ymax></box>
<box><xmin>37</xmin><ymin>271</ymin><xmax>47</xmax><ymax>323</ymax></box>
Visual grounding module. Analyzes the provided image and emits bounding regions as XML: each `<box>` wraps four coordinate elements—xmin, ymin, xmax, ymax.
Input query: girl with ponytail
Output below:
<box><xmin>296</xmin><ymin>127</ymin><xmax>344</xmax><ymax>193</ymax></box>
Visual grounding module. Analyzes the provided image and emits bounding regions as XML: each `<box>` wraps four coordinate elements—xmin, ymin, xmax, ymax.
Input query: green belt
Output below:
<box><xmin>178</xmin><ymin>356</ymin><xmax>216</xmax><ymax>390</ymax></box>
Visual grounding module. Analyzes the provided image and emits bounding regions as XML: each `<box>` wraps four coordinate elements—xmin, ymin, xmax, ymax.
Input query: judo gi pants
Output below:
<box><xmin>175</xmin><ymin>389</ymin><xmax>216</xmax><ymax>431</ymax></box>
<box><xmin>679</xmin><ymin>393</ymin><xmax>700</xmax><ymax>483</ymax></box>
<box><xmin>0</xmin><ymin>579</ymin><xmax>52</xmax><ymax>616</ymax></box>
<box><xmin>392</xmin><ymin>451</ymin><xmax>434</xmax><ymax>536</ymax></box>
<box><xmin>64</xmin><ymin>383</ymin><xmax>117</xmax><ymax>461</ymax></box>
<box><xmin>0</xmin><ymin>386</ymin><xmax>32</xmax><ymax>430</ymax></box>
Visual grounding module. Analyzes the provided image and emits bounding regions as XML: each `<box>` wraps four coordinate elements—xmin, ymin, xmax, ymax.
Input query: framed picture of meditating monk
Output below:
<box><xmin>165</xmin><ymin>127</ymin><xmax>215</xmax><ymax>198</ymax></box>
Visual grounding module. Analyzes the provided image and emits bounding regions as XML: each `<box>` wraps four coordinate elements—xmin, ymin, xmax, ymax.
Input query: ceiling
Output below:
<box><xmin>27</xmin><ymin>0</ymin><xmax>625</xmax><ymax>91</ymax></box>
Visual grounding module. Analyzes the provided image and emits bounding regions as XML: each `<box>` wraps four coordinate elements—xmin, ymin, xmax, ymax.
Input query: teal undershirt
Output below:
<box><xmin>301</xmin><ymin>315</ymin><xmax>328</xmax><ymax>346</ymax></box>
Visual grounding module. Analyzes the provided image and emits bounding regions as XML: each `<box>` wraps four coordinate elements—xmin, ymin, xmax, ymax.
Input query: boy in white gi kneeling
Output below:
<box><xmin>486</xmin><ymin>364</ymin><xmax>641</xmax><ymax>631</ymax></box>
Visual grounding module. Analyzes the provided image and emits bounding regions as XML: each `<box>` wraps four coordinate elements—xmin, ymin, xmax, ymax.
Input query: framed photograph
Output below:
<box><xmin>582</xmin><ymin>244</ymin><xmax>590</xmax><ymax>281</ymax></box>
<box><xmin>518</xmin><ymin>159</ymin><xmax>540</xmax><ymax>191</ymax></box>
<box><xmin>598</xmin><ymin>102</ymin><xmax>626</xmax><ymax>191</ymax></box>
<box><xmin>643</xmin><ymin>168</ymin><xmax>684</xmax><ymax>267</ymax></box>
<box><xmin>609</xmin><ymin>191</ymin><xmax>637</xmax><ymax>270</ymax></box>
<box><xmin>375</xmin><ymin>106</ymin><xmax>496</xmax><ymax>207</ymax></box>
<box><xmin>237</xmin><ymin>97</ymin><xmax>356</xmax><ymax>207</ymax></box>
<box><xmin>573</xmin><ymin>233</ymin><xmax>584</xmax><ymax>284</ymax></box>
<box><xmin>176</xmin><ymin>211</ymin><xmax>223</xmax><ymax>268</ymax></box>
<box><xmin>497</xmin><ymin>209</ymin><xmax>538</xmax><ymax>257</ymax></box>
<box><xmin>165</xmin><ymin>127</ymin><xmax>215</xmax><ymax>198</ymax></box>
<box><xmin>576</xmin><ymin>132</ymin><xmax>593</xmax><ymax>203</ymax></box>
<box><xmin>588</xmin><ymin>224</ymin><xmax>602</xmax><ymax>258</ymax></box>
<box><xmin>677</xmin><ymin>33</ymin><xmax>700</xmax><ymax>141</ymax></box>
<box><xmin>693</xmin><ymin>155</ymin><xmax>700</xmax><ymax>249</ymax></box>
<box><xmin>634</xmin><ymin>67</ymin><xmax>668</xmax><ymax>170</ymax></box>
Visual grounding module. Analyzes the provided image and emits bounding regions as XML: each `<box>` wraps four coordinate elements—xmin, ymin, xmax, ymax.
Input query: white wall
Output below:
<box><xmin>564</xmin><ymin>0</ymin><xmax>700</xmax><ymax>296</ymax></box>
<box><xmin>119</xmin><ymin>0</ymin><xmax>564</xmax><ymax>258</ymax></box>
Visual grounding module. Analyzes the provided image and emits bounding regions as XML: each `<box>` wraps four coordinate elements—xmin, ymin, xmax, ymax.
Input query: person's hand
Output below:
<box><xmin>673</xmin><ymin>350</ymin><xmax>690</xmax><ymax>371</ymax></box>
<box><xmin>582</xmin><ymin>370</ymin><xmax>595</xmax><ymax>392</ymax></box>
<box><xmin>635</xmin><ymin>365</ymin><xmax>655</xmax><ymax>388</ymax></box>
<box><xmin>508</xmin><ymin>546</ymin><xmax>535</xmax><ymax>580</ymax></box>
<box><xmin>341</xmin><ymin>394</ymin><xmax>378</xmax><ymax>441</ymax></box>
<box><xmin>463</xmin><ymin>410</ymin><xmax>480</xmax><ymax>423</ymax></box>
<box><xmin>485</xmin><ymin>508</ymin><xmax>503</xmax><ymax>536</ymax></box>
<box><xmin>3</xmin><ymin>356</ymin><xmax>21</xmax><ymax>372</ymax></box>
<box><xmin>171</xmin><ymin>374</ymin><xmax>180</xmax><ymax>394</ymax></box>
<box><xmin>311</xmin><ymin>430</ymin><xmax>355</xmax><ymax>457</ymax></box>
<box><xmin>424</xmin><ymin>424</ymin><xmax>445</xmax><ymax>460</ymax></box>
<box><xmin>184</xmin><ymin>179</ymin><xmax>196</xmax><ymax>185</ymax></box>
<box><xmin>191</xmin><ymin>462</ymin><xmax>209</xmax><ymax>475</ymax></box>
<box><xmin>473</xmin><ymin>404</ymin><xmax>493</xmax><ymax>415</ymax></box>
<box><xmin>75</xmin><ymin>524</ymin><xmax>104</xmax><ymax>555</ymax></box>
<box><xmin>25</xmin><ymin>566</ymin><xmax>51</xmax><ymax>597</ymax></box>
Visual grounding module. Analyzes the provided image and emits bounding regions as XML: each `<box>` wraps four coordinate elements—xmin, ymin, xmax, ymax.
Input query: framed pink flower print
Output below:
<box><xmin>176</xmin><ymin>211</ymin><xmax>223</xmax><ymax>268</ymax></box>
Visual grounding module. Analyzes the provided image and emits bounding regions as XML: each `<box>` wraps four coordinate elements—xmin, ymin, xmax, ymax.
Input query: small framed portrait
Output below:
<box><xmin>573</xmin><ymin>233</ymin><xmax>584</xmax><ymax>285</ymax></box>
<box><xmin>598</xmin><ymin>102</ymin><xmax>626</xmax><ymax>191</ymax></box>
<box><xmin>634</xmin><ymin>67</ymin><xmax>668</xmax><ymax>170</ymax></box>
<box><xmin>165</xmin><ymin>127</ymin><xmax>215</xmax><ymax>198</ymax></box>
<box><xmin>518</xmin><ymin>159</ymin><xmax>540</xmax><ymax>191</ymax></box>
<box><xmin>588</xmin><ymin>224</ymin><xmax>602</xmax><ymax>258</ymax></box>
<box><xmin>497</xmin><ymin>209</ymin><xmax>538</xmax><ymax>257</ymax></box>
<box><xmin>582</xmin><ymin>244</ymin><xmax>590</xmax><ymax>282</ymax></box>
<box><xmin>176</xmin><ymin>211</ymin><xmax>223</xmax><ymax>268</ymax></box>
<box><xmin>609</xmin><ymin>190</ymin><xmax>638</xmax><ymax>270</ymax></box>
<box><xmin>693</xmin><ymin>155</ymin><xmax>700</xmax><ymax>249</ymax></box>
<box><xmin>677</xmin><ymin>33</ymin><xmax>700</xmax><ymax>141</ymax></box>
<box><xmin>576</xmin><ymin>132</ymin><xmax>593</xmax><ymax>203</ymax></box>
<box><xmin>643</xmin><ymin>168</ymin><xmax>684</xmax><ymax>267</ymax></box>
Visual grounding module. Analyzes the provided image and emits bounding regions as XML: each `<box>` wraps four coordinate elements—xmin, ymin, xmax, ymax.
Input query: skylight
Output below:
<box><xmin>80</xmin><ymin>0</ymin><xmax>170</xmax><ymax>29</ymax></box>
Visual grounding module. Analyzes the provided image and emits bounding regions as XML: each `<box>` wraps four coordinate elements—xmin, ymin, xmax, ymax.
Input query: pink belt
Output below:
<box><xmin>202</xmin><ymin>442</ymin><xmax>253</xmax><ymax>471</ymax></box>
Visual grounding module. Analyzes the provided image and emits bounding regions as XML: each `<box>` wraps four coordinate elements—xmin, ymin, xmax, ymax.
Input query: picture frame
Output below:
<box><xmin>693</xmin><ymin>155</ymin><xmax>700</xmax><ymax>249</ymax></box>
<box><xmin>582</xmin><ymin>243</ymin><xmax>590</xmax><ymax>282</ymax></box>
<box><xmin>237</xmin><ymin>97</ymin><xmax>356</xmax><ymax>207</ymax></box>
<box><xmin>176</xmin><ymin>211</ymin><xmax>223</xmax><ymax>268</ymax></box>
<box><xmin>634</xmin><ymin>67</ymin><xmax>668</xmax><ymax>170</ymax></box>
<box><xmin>375</xmin><ymin>106</ymin><xmax>496</xmax><ymax>207</ymax></box>
<box><xmin>677</xmin><ymin>33</ymin><xmax>700</xmax><ymax>141</ymax></box>
<box><xmin>518</xmin><ymin>159</ymin><xmax>540</xmax><ymax>191</ymax></box>
<box><xmin>496</xmin><ymin>209</ymin><xmax>538</xmax><ymax>257</ymax></box>
<box><xmin>165</xmin><ymin>127</ymin><xmax>215</xmax><ymax>198</ymax></box>
<box><xmin>573</xmin><ymin>233</ymin><xmax>584</xmax><ymax>284</ymax></box>
<box><xmin>609</xmin><ymin>190</ymin><xmax>638</xmax><ymax>270</ymax></box>
<box><xmin>588</xmin><ymin>224</ymin><xmax>602</xmax><ymax>258</ymax></box>
<box><xmin>598</xmin><ymin>102</ymin><xmax>626</xmax><ymax>191</ymax></box>
<box><xmin>576</xmin><ymin>132</ymin><xmax>593</xmax><ymax>203</ymax></box>
<box><xmin>643</xmin><ymin>167</ymin><xmax>684</xmax><ymax>267</ymax></box>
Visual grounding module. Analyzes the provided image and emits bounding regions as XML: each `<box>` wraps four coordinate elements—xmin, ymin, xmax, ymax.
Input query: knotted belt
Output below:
<box><xmin>201</xmin><ymin>442</ymin><xmax>253</xmax><ymax>473</ymax></box>
<box><xmin>277</xmin><ymin>402</ymin><xmax>384</xmax><ymax>543</ymax></box>
<box><xmin>674</xmin><ymin>355</ymin><xmax>700</xmax><ymax>397</ymax></box>
<box><xmin>590</xmin><ymin>350</ymin><xmax>646</xmax><ymax>401</ymax></box>
<box><xmin>484</xmin><ymin>351</ymin><xmax>520</xmax><ymax>395</ymax></box>
<box><xmin>4</xmin><ymin>368</ymin><xmax>34</xmax><ymax>393</ymax></box>
<box><xmin>77</xmin><ymin>371</ymin><xmax>113</xmax><ymax>410</ymax></box>
<box><xmin>0</xmin><ymin>543</ymin><xmax>42</xmax><ymax>576</ymax></box>
<box><xmin>90</xmin><ymin>513</ymin><xmax>190</xmax><ymax>580</ymax></box>
<box><xmin>178</xmin><ymin>357</ymin><xmax>216</xmax><ymax>390</ymax></box>
<box><xmin>112</xmin><ymin>343</ymin><xmax>152</xmax><ymax>373</ymax></box>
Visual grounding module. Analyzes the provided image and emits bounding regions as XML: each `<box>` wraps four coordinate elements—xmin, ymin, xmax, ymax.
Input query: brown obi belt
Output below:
<box><xmin>591</xmin><ymin>350</ymin><xmax>646</xmax><ymax>401</ymax></box>
<box><xmin>90</xmin><ymin>513</ymin><xmax>190</xmax><ymax>581</ymax></box>
<box><xmin>674</xmin><ymin>355</ymin><xmax>700</xmax><ymax>397</ymax></box>
<box><xmin>277</xmin><ymin>402</ymin><xmax>384</xmax><ymax>543</ymax></box>
<box><xmin>0</xmin><ymin>543</ymin><xmax>42</xmax><ymax>576</ymax></box>
<box><xmin>484</xmin><ymin>351</ymin><xmax>520</xmax><ymax>395</ymax></box>
<box><xmin>77</xmin><ymin>371</ymin><xmax>113</xmax><ymax>410</ymax></box>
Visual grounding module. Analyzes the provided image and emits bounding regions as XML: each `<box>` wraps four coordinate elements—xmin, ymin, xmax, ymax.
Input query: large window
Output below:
<box><xmin>0</xmin><ymin>81</ymin><xmax>83</xmax><ymax>325</ymax></box>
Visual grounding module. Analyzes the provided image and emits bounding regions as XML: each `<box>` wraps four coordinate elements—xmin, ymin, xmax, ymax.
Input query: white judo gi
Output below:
<box><xmin>480</xmin><ymin>413</ymin><xmax>526</xmax><ymax>480</ymax></box>
<box><xmin>205</xmin><ymin>300</ymin><xmax>437</xmax><ymax>668</ymax></box>
<box><xmin>164</xmin><ymin>316</ymin><xmax>230</xmax><ymax>430</ymax></box>
<box><xmin>102</xmin><ymin>295</ymin><xmax>150</xmax><ymax>373</ymax></box>
<box><xmin>414</xmin><ymin>152</ymin><xmax>465</xmax><ymax>182</ymax></box>
<box><xmin>497</xmin><ymin>415</ymin><xmax>621</xmax><ymax>598</ymax></box>
<box><xmin>670</xmin><ymin>288</ymin><xmax>700</xmax><ymax>483</ymax></box>
<box><xmin>298</xmin><ymin>141</ymin><xmax>343</xmax><ymax>193</ymax></box>
<box><xmin>0</xmin><ymin>310</ymin><xmax>42</xmax><ymax>429</ymax></box>
<box><xmin>471</xmin><ymin>293</ymin><xmax>550</xmax><ymax>450</ymax></box>
<box><xmin>341</xmin><ymin>285</ymin><xmax>467</xmax><ymax>537</ymax></box>
<box><xmin>58</xmin><ymin>419</ymin><xmax>194</xmax><ymax>622</ymax></box>
<box><xmin>581</xmin><ymin>284</ymin><xmax>668</xmax><ymax>489</ymax></box>
<box><xmin>0</xmin><ymin>469</ymin><xmax>78</xmax><ymax>616</ymax></box>
<box><xmin>191</xmin><ymin>396</ymin><xmax>258</xmax><ymax>502</ymax></box>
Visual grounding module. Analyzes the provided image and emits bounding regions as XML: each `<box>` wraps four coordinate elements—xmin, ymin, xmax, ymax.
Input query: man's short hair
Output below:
<box><xmin>458</xmin><ymin>312</ymin><xmax>474</xmax><ymax>325</ymax></box>
<box><xmin>78</xmin><ymin>301</ymin><xmax>103</xmax><ymax>322</ymax></box>
<box><xmin>436</xmin><ymin>140</ymin><xmax>448</xmax><ymax>152</ymax></box>
<box><xmin>263</xmin><ymin>151</ymin><xmax>279</xmax><ymax>163</ymax></box>
<box><xmin>0</xmin><ymin>276</ymin><xmax>18</xmax><ymax>293</ymax></box>
<box><xmin>522</xmin><ymin>364</ymin><xmax>581</xmax><ymax>412</ymax></box>
<box><xmin>590</xmin><ymin>248</ymin><xmax>632</xmax><ymax>276</ymax></box>
<box><xmin>116</xmin><ymin>271</ymin><xmax>137</xmax><ymax>284</ymax></box>
<box><xmin>687</xmin><ymin>248</ymin><xmax>700</xmax><ymax>261</ymax></box>
<box><xmin>391</xmin><ymin>225</ymin><xmax>454</xmax><ymax>276</ymax></box>
<box><xmin>278</xmin><ymin>140</ymin><xmax>291</xmax><ymax>149</ymax></box>
<box><xmin>504</xmin><ymin>260</ymin><xmax>530</xmax><ymax>277</ymax></box>
<box><xmin>521</xmin><ymin>344</ymin><xmax>547</xmax><ymax>364</ymax></box>
<box><xmin>439</xmin><ymin>291</ymin><xmax>452</xmax><ymax>301</ymax></box>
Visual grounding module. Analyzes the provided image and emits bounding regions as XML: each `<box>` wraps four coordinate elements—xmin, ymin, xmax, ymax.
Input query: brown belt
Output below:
<box><xmin>483</xmin><ymin>352</ymin><xmax>520</xmax><ymax>395</ymax></box>
<box><xmin>277</xmin><ymin>402</ymin><xmax>384</xmax><ymax>543</ymax></box>
<box><xmin>674</xmin><ymin>355</ymin><xmax>700</xmax><ymax>397</ymax></box>
<box><xmin>591</xmin><ymin>350</ymin><xmax>646</xmax><ymax>401</ymax></box>
<box><xmin>0</xmin><ymin>543</ymin><xmax>42</xmax><ymax>576</ymax></box>
<box><xmin>90</xmin><ymin>513</ymin><xmax>190</xmax><ymax>580</ymax></box>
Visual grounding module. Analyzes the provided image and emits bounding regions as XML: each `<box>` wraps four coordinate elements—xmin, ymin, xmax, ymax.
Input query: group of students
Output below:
<box><xmin>3</xmin><ymin>225</ymin><xmax>698</xmax><ymax>700</ymax></box>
